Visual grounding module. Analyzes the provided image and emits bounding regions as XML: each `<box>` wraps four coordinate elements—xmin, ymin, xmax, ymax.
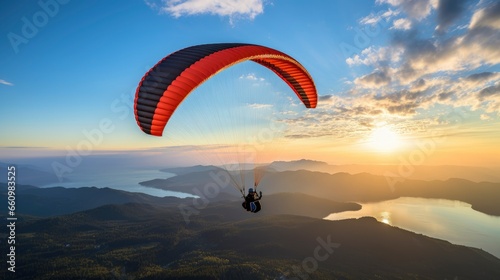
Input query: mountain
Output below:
<box><xmin>0</xmin><ymin>183</ymin><xmax>187</xmax><ymax>217</ymax></box>
<box><xmin>266</xmin><ymin>160</ymin><xmax>500</xmax><ymax>183</ymax></box>
<box><xmin>141</xmin><ymin>168</ymin><xmax>247</xmax><ymax>197</ymax></box>
<box><xmin>161</xmin><ymin>164</ymin><xmax>222</xmax><ymax>175</ymax></box>
<box><xmin>327</xmin><ymin>164</ymin><xmax>500</xmax><ymax>183</ymax></box>
<box><xmin>7</xmin><ymin>203</ymin><xmax>500</xmax><ymax>280</ymax></box>
<box><xmin>141</xmin><ymin>169</ymin><xmax>500</xmax><ymax>216</ymax></box>
<box><xmin>264</xmin><ymin>171</ymin><xmax>500</xmax><ymax>216</ymax></box>
<box><xmin>268</xmin><ymin>159</ymin><xmax>330</xmax><ymax>171</ymax></box>
<box><xmin>0</xmin><ymin>183</ymin><xmax>359</xmax><ymax>219</ymax></box>
<box><xmin>0</xmin><ymin>162</ymin><xmax>70</xmax><ymax>186</ymax></box>
<box><xmin>181</xmin><ymin>192</ymin><xmax>361</xmax><ymax>222</ymax></box>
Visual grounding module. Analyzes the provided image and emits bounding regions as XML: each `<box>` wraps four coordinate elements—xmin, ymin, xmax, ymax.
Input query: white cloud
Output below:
<box><xmin>248</xmin><ymin>103</ymin><xmax>272</xmax><ymax>109</ymax></box>
<box><xmin>360</xmin><ymin>8</ymin><xmax>399</xmax><ymax>25</ymax></box>
<box><xmin>0</xmin><ymin>79</ymin><xmax>13</xmax><ymax>86</ymax></box>
<box><xmin>391</xmin><ymin>18</ymin><xmax>412</xmax><ymax>30</ymax></box>
<box><xmin>239</xmin><ymin>73</ymin><xmax>264</xmax><ymax>81</ymax></box>
<box><xmin>346</xmin><ymin>46</ymin><xmax>404</xmax><ymax>67</ymax></box>
<box><xmin>377</xmin><ymin>0</ymin><xmax>436</xmax><ymax>20</ymax></box>
<box><xmin>144</xmin><ymin>0</ymin><xmax>159</xmax><ymax>9</ymax></box>
<box><xmin>480</xmin><ymin>114</ymin><xmax>491</xmax><ymax>120</ymax></box>
<box><xmin>158</xmin><ymin>0</ymin><xmax>264</xmax><ymax>24</ymax></box>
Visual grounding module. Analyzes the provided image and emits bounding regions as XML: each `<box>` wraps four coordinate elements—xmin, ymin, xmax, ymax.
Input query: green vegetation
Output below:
<box><xmin>2</xmin><ymin>202</ymin><xmax>500</xmax><ymax>279</ymax></box>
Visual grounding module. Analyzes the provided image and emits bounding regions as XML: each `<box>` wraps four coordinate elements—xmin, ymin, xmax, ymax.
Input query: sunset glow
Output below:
<box><xmin>366</xmin><ymin>125</ymin><xmax>403</xmax><ymax>153</ymax></box>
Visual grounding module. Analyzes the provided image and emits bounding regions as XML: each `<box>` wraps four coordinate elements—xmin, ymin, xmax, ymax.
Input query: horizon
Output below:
<box><xmin>1</xmin><ymin>0</ymin><xmax>500</xmax><ymax>171</ymax></box>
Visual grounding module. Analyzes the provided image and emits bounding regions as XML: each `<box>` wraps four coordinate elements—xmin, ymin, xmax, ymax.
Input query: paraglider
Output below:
<box><xmin>242</xmin><ymin>187</ymin><xmax>262</xmax><ymax>213</ymax></box>
<box><xmin>134</xmin><ymin>43</ymin><xmax>317</xmax><ymax>212</ymax></box>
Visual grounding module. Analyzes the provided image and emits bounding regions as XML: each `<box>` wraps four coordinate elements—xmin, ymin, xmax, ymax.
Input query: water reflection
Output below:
<box><xmin>41</xmin><ymin>169</ymin><xmax>197</xmax><ymax>198</ymax></box>
<box><xmin>324</xmin><ymin>197</ymin><xmax>500</xmax><ymax>258</ymax></box>
<box><xmin>380</xmin><ymin>211</ymin><xmax>391</xmax><ymax>225</ymax></box>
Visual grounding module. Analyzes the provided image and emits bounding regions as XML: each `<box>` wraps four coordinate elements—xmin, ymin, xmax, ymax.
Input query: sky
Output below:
<box><xmin>1</xmin><ymin>0</ymin><xmax>500</xmax><ymax>170</ymax></box>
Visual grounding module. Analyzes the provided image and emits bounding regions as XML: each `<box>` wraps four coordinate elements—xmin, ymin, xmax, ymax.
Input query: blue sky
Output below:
<box><xmin>1</xmin><ymin>0</ymin><xmax>500</xmax><ymax>168</ymax></box>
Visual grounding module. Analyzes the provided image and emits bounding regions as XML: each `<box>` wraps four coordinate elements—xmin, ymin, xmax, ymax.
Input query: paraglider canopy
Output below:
<box><xmin>134</xmin><ymin>43</ymin><xmax>317</xmax><ymax>137</ymax></box>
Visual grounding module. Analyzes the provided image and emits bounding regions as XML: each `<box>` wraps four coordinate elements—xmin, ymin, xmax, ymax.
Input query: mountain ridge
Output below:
<box><xmin>141</xmin><ymin>168</ymin><xmax>500</xmax><ymax>216</ymax></box>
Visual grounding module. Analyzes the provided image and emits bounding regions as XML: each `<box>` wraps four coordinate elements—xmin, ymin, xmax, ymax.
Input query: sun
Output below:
<box><xmin>366</xmin><ymin>125</ymin><xmax>402</xmax><ymax>153</ymax></box>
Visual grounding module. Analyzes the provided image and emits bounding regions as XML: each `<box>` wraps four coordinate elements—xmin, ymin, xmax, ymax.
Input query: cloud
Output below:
<box><xmin>373</xmin><ymin>88</ymin><xmax>430</xmax><ymax>106</ymax></box>
<box><xmin>386</xmin><ymin>102</ymin><xmax>420</xmax><ymax>114</ymax></box>
<box><xmin>477</xmin><ymin>83</ymin><xmax>500</xmax><ymax>100</ymax></box>
<box><xmin>349</xmin><ymin>106</ymin><xmax>384</xmax><ymax>116</ymax></box>
<box><xmin>0</xmin><ymin>79</ymin><xmax>13</xmax><ymax>86</ymax></box>
<box><xmin>469</xmin><ymin>1</ymin><xmax>500</xmax><ymax>30</ymax></box>
<box><xmin>281</xmin><ymin>1</ymin><xmax>500</xmax><ymax>141</ymax></box>
<box><xmin>391</xmin><ymin>18</ymin><xmax>412</xmax><ymax>30</ymax></box>
<box><xmin>377</xmin><ymin>0</ymin><xmax>436</xmax><ymax>20</ymax></box>
<box><xmin>239</xmin><ymin>73</ymin><xmax>264</xmax><ymax>81</ymax></box>
<box><xmin>411</xmin><ymin>78</ymin><xmax>427</xmax><ymax>90</ymax></box>
<box><xmin>317</xmin><ymin>95</ymin><xmax>333</xmax><ymax>102</ymax></box>
<box><xmin>247</xmin><ymin>103</ymin><xmax>272</xmax><ymax>109</ymax></box>
<box><xmin>156</xmin><ymin>0</ymin><xmax>264</xmax><ymax>24</ymax></box>
<box><xmin>480</xmin><ymin>113</ymin><xmax>491</xmax><ymax>120</ymax></box>
<box><xmin>438</xmin><ymin>91</ymin><xmax>454</xmax><ymax>101</ymax></box>
<box><xmin>356</xmin><ymin>2</ymin><xmax>499</xmax><ymax>84</ymax></box>
<box><xmin>360</xmin><ymin>8</ymin><xmax>399</xmax><ymax>25</ymax></box>
<box><xmin>436</xmin><ymin>0</ymin><xmax>469</xmax><ymax>33</ymax></box>
<box><xmin>465</xmin><ymin>71</ymin><xmax>498</xmax><ymax>82</ymax></box>
<box><xmin>354</xmin><ymin>70</ymin><xmax>392</xmax><ymax>88</ymax></box>
<box><xmin>346</xmin><ymin>46</ymin><xmax>404</xmax><ymax>67</ymax></box>
<box><xmin>462</xmin><ymin>72</ymin><xmax>500</xmax><ymax>87</ymax></box>
<box><xmin>389</xmin><ymin>16</ymin><xmax>500</xmax><ymax>83</ymax></box>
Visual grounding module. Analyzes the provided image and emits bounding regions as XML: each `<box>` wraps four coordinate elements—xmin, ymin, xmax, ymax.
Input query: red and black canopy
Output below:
<box><xmin>134</xmin><ymin>43</ymin><xmax>317</xmax><ymax>136</ymax></box>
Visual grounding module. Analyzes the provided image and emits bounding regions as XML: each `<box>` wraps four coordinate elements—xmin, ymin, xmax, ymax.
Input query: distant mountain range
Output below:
<box><xmin>0</xmin><ymin>161</ymin><xmax>71</xmax><ymax>186</ymax></box>
<box><xmin>142</xmin><ymin>166</ymin><xmax>500</xmax><ymax>216</ymax></box>
<box><xmin>267</xmin><ymin>159</ymin><xmax>500</xmax><ymax>183</ymax></box>
<box><xmin>3</xmin><ymin>158</ymin><xmax>499</xmax><ymax>187</ymax></box>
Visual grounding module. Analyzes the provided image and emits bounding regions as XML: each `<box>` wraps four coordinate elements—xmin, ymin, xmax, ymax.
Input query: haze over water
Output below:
<box><xmin>41</xmin><ymin>169</ymin><xmax>196</xmax><ymax>198</ymax></box>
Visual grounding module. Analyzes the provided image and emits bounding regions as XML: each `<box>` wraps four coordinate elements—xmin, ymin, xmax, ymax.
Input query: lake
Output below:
<box><xmin>41</xmin><ymin>168</ymin><xmax>197</xmax><ymax>198</ymax></box>
<box><xmin>324</xmin><ymin>197</ymin><xmax>500</xmax><ymax>259</ymax></box>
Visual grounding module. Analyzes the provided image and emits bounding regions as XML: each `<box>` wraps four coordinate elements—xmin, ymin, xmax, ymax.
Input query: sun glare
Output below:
<box><xmin>380</xmin><ymin>211</ymin><xmax>392</xmax><ymax>225</ymax></box>
<box><xmin>366</xmin><ymin>125</ymin><xmax>402</xmax><ymax>153</ymax></box>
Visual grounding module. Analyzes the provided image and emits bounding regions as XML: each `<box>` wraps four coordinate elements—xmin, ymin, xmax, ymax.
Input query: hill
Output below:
<box><xmin>184</xmin><ymin>192</ymin><xmax>361</xmax><ymax>222</ymax></box>
<box><xmin>0</xmin><ymin>183</ymin><xmax>187</xmax><ymax>217</ymax></box>
<box><xmin>5</xmin><ymin>202</ymin><xmax>500</xmax><ymax>279</ymax></box>
<box><xmin>0</xmin><ymin>162</ymin><xmax>70</xmax><ymax>186</ymax></box>
<box><xmin>0</xmin><ymin>183</ymin><xmax>359</xmax><ymax>219</ymax></box>
<box><xmin>263</xmin><ymin>159</ymin><xmax>500</xmax><ymax>183</ymax></box>
<box><xmin>141</xmin><ymin>169</ymin><xmax>500</xmax><ymax>216</ymax></box>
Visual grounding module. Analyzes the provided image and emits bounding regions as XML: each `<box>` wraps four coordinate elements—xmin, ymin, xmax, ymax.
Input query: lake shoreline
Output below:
<box><xmin>325</xmin><ymin>197</ymin><xmax>500</xmax><ymax>259</ymax></box>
